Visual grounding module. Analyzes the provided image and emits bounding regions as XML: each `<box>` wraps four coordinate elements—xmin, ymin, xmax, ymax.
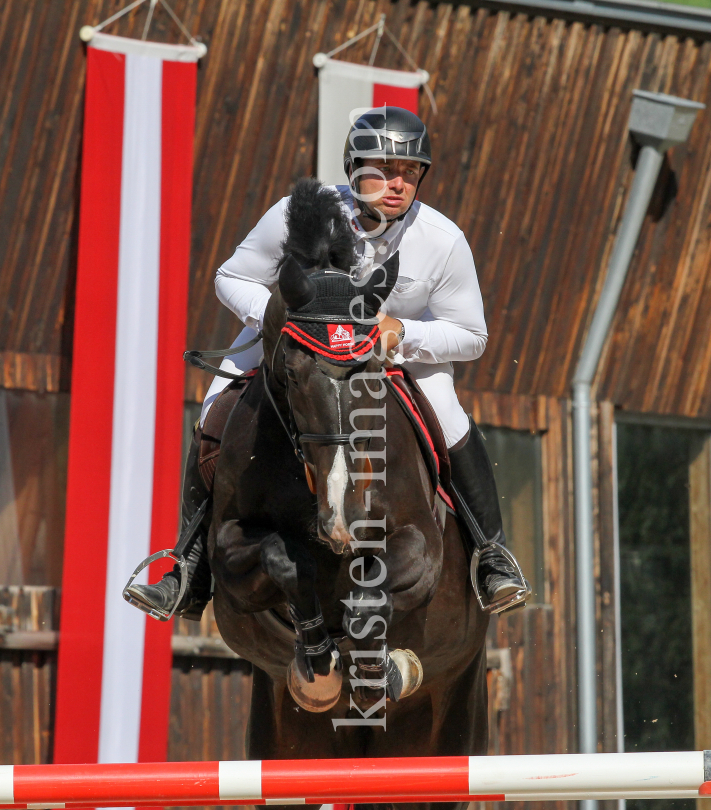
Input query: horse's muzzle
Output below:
<box><xmin>317</xmin><ymin>514</ymin><xmax>354</xmax><ymax>554</ymax></box>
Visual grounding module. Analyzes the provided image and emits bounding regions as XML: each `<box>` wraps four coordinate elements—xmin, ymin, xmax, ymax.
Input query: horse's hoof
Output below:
<box><xmin>287</xmin><ymin>651</ymin><xmax>342</xmax><ymax>713</ymax></box>
<box><xmin>390</xmin><ymin>649</ymin><xmax>424</xmax><ymax>698</ymax></box>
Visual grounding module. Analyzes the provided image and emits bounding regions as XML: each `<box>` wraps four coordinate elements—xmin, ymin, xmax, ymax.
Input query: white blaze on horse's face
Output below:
<box><xmin>323</xmin><ymin>378</ymin><xmax>352</xmax><ymax>545</ymax></box>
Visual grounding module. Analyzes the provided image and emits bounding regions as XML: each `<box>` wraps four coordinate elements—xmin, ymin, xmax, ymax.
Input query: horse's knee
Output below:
<box><xmin>260</xmin><ymin>532</ymin><xmax>316</xmax><ymax>594</ymax></box>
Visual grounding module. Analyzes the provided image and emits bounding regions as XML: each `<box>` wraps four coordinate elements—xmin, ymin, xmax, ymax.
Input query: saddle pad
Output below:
<box><xmin>385</xmin><ymin>367</ymin><xmax>454</xmax><ymax>510</ymax></box>
<box><xmin>198</xmin><ymin>369</ymin><xmax>258</xmax><ymax>492</ymax></box>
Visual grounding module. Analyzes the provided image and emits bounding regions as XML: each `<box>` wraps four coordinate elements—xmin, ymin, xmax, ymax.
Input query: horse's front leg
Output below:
<box><xmin>343</xmin><ymin>525</ymin><xmax>434</xmax><ymax>703</ymax></box>
<box><xmin>260</xmin><ymin>531</ymin><xmax>343</xmax><ymax>712</ymax></box>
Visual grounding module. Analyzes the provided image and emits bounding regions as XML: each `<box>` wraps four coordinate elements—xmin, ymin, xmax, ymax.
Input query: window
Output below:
<box><xmin>617</xmin><ymin>421</ymin><xmax>711</xmax><ymax>810</ymax></box>
<box><xmin>0</xmin><ymin>390</ymin><xmax>69</xmax><ymax>586</ymax></box>
<box><xmin>479</xmin><ymin>426</ymin><xmax>545</xmax><ymax>602</ymax></box>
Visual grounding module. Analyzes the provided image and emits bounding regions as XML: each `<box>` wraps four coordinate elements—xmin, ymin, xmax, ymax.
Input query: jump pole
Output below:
<box><xmin>1</xmin><ymin>752</ymin><xmax>710</xmax><ymax>807</ymax></box>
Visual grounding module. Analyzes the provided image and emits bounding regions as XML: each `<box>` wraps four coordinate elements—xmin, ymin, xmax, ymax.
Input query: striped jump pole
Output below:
<box><xmin>1</xmin><ymin>752</ymin><xmax>710</xmax><ymax>807</ymax></box>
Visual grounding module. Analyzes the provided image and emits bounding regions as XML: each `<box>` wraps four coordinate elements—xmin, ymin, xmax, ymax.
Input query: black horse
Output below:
<box><xmin>209</xmin><ymin>180</ymin><xmax>489</xmax><ymax>803</ymax></box>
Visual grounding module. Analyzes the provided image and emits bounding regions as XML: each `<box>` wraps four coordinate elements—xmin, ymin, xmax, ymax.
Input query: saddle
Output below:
<box><xmin>198</xmin><ymin>369</ymin><xmax>258</xmax><ymax>492</ymax></box>
<box><xmin>384</xmin><ymin>367</ymin><xmax>455</xmax><ymax>513</ymax></box>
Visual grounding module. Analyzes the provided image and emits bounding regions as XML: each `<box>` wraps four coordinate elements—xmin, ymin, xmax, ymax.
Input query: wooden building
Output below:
<box><xmin>2</xmin><ymin>0</ymin><xmax>711</xmax><ymax>807</ymax></box>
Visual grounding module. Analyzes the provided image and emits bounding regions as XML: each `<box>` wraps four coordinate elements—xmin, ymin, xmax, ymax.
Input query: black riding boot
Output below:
<box><xmin>449</xmin><ymin>418</ymin><xmax>530</xmax><ymax>614</ymax></box>
<box><xmin>125</xmin><ymin>427</ymin><xmax>212</xmax><ymax>621</ymax></box>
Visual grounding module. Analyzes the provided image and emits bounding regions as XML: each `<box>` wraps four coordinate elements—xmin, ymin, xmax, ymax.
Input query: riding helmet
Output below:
<box><xmin>342</xmin><ymin>107</ymin><xmax>432</xmax><ymax>180</ymax></box>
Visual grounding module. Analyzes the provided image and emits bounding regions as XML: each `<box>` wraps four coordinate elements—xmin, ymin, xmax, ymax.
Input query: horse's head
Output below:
<box><xmin>270</xmin><ymin>179</ymin><xmax>399</xmax><ymax>553</ymax></box>
<box><xmin>279</xmin><ymin>254</ymin><xmax>398</xmax><ymax>553</ymax></box>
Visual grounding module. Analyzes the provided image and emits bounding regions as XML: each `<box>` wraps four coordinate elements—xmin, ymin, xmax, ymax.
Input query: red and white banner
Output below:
<box><xmin>55</xmin><ymin>32</ymin><xmax>200</xmax><ymax>767</ymax></box>
<box><xmin>314</xmin><ymin>56</ymin><xmax>426</xmax><ymax>185</ymax></box>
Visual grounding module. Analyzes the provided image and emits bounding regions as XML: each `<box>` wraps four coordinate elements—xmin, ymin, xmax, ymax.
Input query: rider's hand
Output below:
<box><xmin>377</xmin><ymin>312</ymin><xmax>404</xmax><ymax>352</ymax></box>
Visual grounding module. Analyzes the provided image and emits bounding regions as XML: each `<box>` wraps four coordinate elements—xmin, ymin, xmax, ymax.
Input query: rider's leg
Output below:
<box><xmin>406</xmin><ymin>361</ymin><xmax>530</xmax><ymax>612</ymax></box>
<box><xmin>125</xmin><ymin>425</ymin><xmax>212</xmax><ymax>620</ymax></box>
<box><xmin>127</xmin><ymin>328</ymin><xmax>263</xmax><ymax>621</ymax></box>
<box><xmin>200</xmin><ymin>327</ymin><xmax>264</xmax><ymax>427</ymax></box>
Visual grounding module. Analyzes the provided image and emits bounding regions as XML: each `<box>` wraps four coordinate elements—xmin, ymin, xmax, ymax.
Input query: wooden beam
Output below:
<box><xmin>690</xmin><ymin>435</ymin><xmax>711</xmax><ymax>758</ymax></box>
<box><xmin>0</xmin><ymin>352</ymin><xmax>67</xmax><ymax>393</ymax></box>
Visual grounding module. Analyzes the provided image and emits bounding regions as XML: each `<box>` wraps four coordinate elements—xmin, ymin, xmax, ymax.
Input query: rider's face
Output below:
<box><xmin>355</xmin><ymin>158</ymin><xmax>423</xmax><ymax>224</ymax></box>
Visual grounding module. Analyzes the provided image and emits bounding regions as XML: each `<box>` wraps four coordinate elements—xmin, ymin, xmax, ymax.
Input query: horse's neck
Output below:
<box><xmin>261</xmin><ymin>296</ymin><xmax>288</xmax><ymax>379</ymax></box>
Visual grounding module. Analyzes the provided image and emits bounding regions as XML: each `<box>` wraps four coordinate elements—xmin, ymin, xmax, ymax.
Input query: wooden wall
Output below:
<box><xmin>2</xmin><ymin>0</ymin><xmax>711</xmax><ymax>415</ymax></box>
<box><xmin>0</xmin><ymin>587</ymin><xmax>57</xmax><ymax>765</ymax></box>
<box><xmin>1</xmin><ymin>0</ymin><xmax>709</xmax><ymax>784</ymax></box>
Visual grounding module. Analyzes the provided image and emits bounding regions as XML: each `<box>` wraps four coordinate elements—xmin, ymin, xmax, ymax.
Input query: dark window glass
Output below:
<box><xmin>0</xmin><ymin>390</ymin><xmax>69</xmax><ymax>586</ymax></box>
<box><xmin>617</xmin><ymin>423</ymin><xmax>696</xmax><ymax>810</ymax></box>
<box><xmin>479</xmin><ymin>426</ymin><xmax>545</xmax><ymax>601</ymax></box>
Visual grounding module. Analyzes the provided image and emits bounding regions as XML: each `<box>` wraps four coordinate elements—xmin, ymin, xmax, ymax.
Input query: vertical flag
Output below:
<box><xmin>313</xmin><ymin>56</ymin><xmax>426</xmax><ymax>185</ymax></box>
<box><xmin>54</xmin><ymin>32</ymin><xmax>201</xmax><ymax>765</ymax></box>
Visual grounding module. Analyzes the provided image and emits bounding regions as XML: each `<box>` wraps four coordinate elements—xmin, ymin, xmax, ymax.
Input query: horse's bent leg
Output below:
<box><xmin>260</xmin><ymin>531</ymin><xmax>342</xmax><ymax>712</ymax></box>
<box><xmin>343</xmin><ymin>571</ymin><xmax>423</xmax><ymax>703</ymax></box>
<box><xmin>343</xmin><ymin>527</ymin><xmax>433</xmax><ymax>703</ymax></box>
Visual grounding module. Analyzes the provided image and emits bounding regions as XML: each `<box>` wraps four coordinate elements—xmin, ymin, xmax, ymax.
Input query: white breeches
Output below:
<box><xmin>200</xmin><ymin>328</ymin><xmax>470</xmax><ymax>447</ymax></box>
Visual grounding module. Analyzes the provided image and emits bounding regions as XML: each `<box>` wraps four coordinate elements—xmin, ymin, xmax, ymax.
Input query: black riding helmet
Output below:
<box><xmin>343</xmin><ymin>107</ymin><xmax>432</xmax><ymax>222</ymax></box>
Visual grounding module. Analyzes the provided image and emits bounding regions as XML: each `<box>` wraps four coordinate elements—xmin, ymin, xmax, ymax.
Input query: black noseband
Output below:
<box><xmin>299</xmin><ymin>433</ymin><xmax>371</xmax><ymax>446</ymax></box>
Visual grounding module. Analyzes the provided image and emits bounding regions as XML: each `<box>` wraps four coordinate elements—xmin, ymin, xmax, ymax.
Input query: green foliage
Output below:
<box><xmin>655</xmin><ymin>0</ymin><xmax>711</xmax><ymax>9</ymax></box>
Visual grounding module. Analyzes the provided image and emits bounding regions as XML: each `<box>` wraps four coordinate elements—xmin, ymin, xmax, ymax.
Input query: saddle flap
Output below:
<box><xmin>199</xmin><ymin>369</ymin><xmax>257</xmax><ymax>492</ymax></box>
<box><xmin>385</xmin><ymin>367</ymin><xmax>452</xmax><ymax>492</ymax></box>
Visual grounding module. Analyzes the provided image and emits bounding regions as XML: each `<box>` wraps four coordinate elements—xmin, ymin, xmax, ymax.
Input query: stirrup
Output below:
<box><xmin>122</xmin><ymin>550</ymin><xmax>188</xmax><ymax>622</ymax></box>
<box><xmin>122</xmin><ymin>498</ymin><xmax>209</xmax><ymax>621</ymax></box>
<box><xmin>470</xmin><ymin>541</ymin><xmax>532</xmax><ymax>615</ymax></box>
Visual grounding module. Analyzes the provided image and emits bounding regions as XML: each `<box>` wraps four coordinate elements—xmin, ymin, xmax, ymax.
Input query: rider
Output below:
<box><xmin>127</xmin><ymin>106</ymin><xmax>529</xmax><ymax>621</ymax></box>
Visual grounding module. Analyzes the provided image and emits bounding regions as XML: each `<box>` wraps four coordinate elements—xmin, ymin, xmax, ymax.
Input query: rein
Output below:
<box><xmin>184</xmin><ymin>320</ymin><xmax>374</xmax><ymax>469</ymax></box>
<box><xmin>183</xmin><ymin>330</ymin><xmax>263</xmax><ymax>379</ymax></box>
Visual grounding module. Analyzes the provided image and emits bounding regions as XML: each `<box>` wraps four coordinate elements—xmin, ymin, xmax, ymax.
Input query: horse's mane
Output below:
<box><xmin>277</xmin><ymin>178</ymin><xmax>357</xmax><ymax>273</ymax></box>
<box><xmin>263</xmin><ymin>179</ymin><xmax>359</xmax><ymax>371</ymax></box>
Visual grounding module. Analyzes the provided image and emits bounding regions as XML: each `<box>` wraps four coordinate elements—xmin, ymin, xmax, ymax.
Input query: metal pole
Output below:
<box><xmin>572</xmin><ymin>87</ymin><xmax>704</xmax><ymax>810</ymax></box>
<box><xmin>573</xmin><ymin>144</ymin><xmax>663</xmax><ymax>810</ymax></box>
<box><xmin>575</xmin><ymin>146</ymin><xmax>663</xmax><ymax>690</ymax></box>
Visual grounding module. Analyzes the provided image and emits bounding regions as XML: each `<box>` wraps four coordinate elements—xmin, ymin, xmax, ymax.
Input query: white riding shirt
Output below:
<box><xmin>204</xmin><ymin>185</ymin><xmax>487</xmax><ymax>447</ymax></box>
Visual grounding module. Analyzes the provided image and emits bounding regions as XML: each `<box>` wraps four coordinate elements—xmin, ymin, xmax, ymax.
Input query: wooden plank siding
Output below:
<box><xmin>0</xmin><ymin>587</ymin><xmax>58</xmax><ymax>765</ymax></box>
<box><xmin>474</xmin><ymin>394</ymin><xmax>578</xmax><ymax>768</ymax></box>
<box><xmin>1</xmin><ymin>0</ymin><xmax>710</xmax><ymax>416</ymax></box>
<box><xmin>473</xmin><ymin>391</ymin><xmax>623</xmax><ymax>810</ymax></box>
<box><xmin>2</xmin><ymin>0</ymin><xmax>710</xmax><ymax>788</ymax></box>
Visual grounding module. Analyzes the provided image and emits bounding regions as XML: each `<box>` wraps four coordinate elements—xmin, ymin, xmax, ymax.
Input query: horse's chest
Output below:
<box><xmin>235</xmin><ymin>450</ymin><xmax>315</xmax><ymax>528</ymax></box>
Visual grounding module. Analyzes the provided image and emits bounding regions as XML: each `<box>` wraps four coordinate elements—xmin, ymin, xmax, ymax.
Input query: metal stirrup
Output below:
<box><xmin>122</xmin><ymin>499</ymin><xmax>209</xmax><ymax>622</ymax></box>
<box><xmin>469</xmin><ymin>542</ymin><xmax>532</xmax><ymax>615</ymax></box>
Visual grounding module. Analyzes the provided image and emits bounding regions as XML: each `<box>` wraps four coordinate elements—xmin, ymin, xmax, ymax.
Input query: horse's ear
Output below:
<box><xmin>279</xmin><ymin>254</ymin><xmax>317</xmax><ymax>311</ymax></box>
<box><xmin>362</xmin><ymin>251</ymin><xmax>399</xmax><ymax>312</ymax></box>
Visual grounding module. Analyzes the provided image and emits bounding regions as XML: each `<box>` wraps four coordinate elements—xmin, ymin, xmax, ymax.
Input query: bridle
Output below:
<box><xmin>183</xmin><ymin>305</ymin><xmax>377</xmax><ymax>484</ymax></box>
<box><xmin>263</xmin><ymin>330</ymin><xmax>374</xmax><ymax>467</ymax></box>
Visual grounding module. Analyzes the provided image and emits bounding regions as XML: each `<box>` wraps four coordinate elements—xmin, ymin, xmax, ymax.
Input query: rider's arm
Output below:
<box><xmin>214</xmin><ymin>198</ymin><xmax>287</xmax><ymax>330</ymax></box>
<box><xmin>398</xmin><ymin>233</ymin><xmax>488</xmax><ymax>364</ymax></box>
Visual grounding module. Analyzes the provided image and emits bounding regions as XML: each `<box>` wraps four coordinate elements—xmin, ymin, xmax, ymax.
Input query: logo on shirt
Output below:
<box><xmin>327</xmin><ymin>323</ymin><xmax>355</xmax><ymax>349</ymax></box>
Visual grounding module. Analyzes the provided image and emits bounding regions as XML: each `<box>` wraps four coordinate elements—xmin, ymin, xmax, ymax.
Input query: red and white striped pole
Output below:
<box><xmin>0</xmin><ymin>752</ymin><xmax>709</xmax><ymax>807</ymax></box>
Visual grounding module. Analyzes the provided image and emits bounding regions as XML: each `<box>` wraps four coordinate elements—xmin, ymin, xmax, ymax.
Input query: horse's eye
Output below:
<box><xmin>286</xmin><ymin>367</ymin><xmax>298</xmax><ymax>385</ymax></box>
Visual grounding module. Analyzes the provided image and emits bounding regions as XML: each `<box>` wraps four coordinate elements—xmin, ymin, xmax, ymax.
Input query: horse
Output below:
<box><xmin>208</xmin><ymin>179</ymin><xmax>489</xmax><ymax>806</ymax></box>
